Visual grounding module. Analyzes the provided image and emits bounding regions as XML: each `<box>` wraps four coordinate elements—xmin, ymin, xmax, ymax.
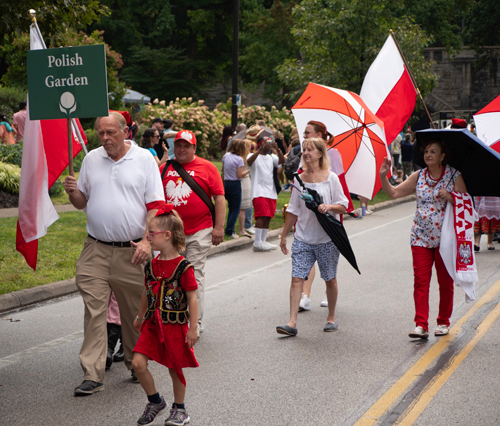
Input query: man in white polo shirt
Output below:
<box><xmin>63</xmin><ymin>112</ymin><xmax>164</xmax><ymax>396</ymax></box>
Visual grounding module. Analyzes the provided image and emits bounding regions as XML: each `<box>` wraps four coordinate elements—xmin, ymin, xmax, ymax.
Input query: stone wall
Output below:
<box><xmin>425</xmin><ymin>47</ymin><xmax>500</xmax><ymax>115</ymax></box>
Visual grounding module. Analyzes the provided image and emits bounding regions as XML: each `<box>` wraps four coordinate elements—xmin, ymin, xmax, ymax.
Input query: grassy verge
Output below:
<box><xmin>0</xmin><ymin>211</ymin><xmax>88</xmax><ymax>295</ymax></box>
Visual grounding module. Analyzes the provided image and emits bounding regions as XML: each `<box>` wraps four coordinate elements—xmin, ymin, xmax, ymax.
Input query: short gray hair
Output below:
<box><xmin>95</xmin><ymin>111</ymin><xmax>127</xmax><ymax>131</ymax></box>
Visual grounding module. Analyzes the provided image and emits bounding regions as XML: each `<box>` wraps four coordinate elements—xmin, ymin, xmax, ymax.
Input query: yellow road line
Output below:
<box><xmin>354</xmin><ymin>278</ymin><xmax>500</xmax><ymax>426</ymax></box>
<box><xmin>396</xmin><ymin>300</ymin><xmax>500</xmax><ymax>425</ymax></box>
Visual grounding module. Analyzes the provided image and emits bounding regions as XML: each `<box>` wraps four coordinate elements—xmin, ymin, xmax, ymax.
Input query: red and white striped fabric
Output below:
<box><xmin>16</xmin><ymin>25</ymin><xmax>87</xmax><ymax>270</ymax></box>
<box><xmin>473</xmin><ymin>94</ymin><xmax>500</xmax><ymax>153</ymax></box>
<box><xmin>292</xmin><ymin>83</ymin><xmax>389</xmax><ymax>200</ymax></box>
<box><xmin>360</xmin><ymin>35</ymin><xmax>416</xmax><ymax>144</ymax></box>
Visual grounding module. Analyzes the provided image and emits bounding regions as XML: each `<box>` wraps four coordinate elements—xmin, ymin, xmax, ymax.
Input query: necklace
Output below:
<box><xmin>424</xmin><ymin>166</ymin><xmax>445</xmax><ymax>188</ymax></box>
<box><xmin>310</xmin><ymin>169</ymin><xmax>320</xmax><ymax>183</ymax></box>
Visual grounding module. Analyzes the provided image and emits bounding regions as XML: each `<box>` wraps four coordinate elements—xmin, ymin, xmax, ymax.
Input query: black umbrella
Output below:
<box><xmin>415</xmin><ymin>129</ymin><xmax>500</xmax><ymax>196</ymax></box>
<box><xmin>294</xmin><ymin>174</ymin><xmax>361</xmax><ymax>274</ymax></box>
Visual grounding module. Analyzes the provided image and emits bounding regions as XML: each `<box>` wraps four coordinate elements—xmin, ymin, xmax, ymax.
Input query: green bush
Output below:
<box><xmin>48</xmin><ymin>180</ymin><xmax>64</xmax><ymax>197</ymax></box>
<box><xmin>0</xmin><ymin>85</ymin><xmax>27</xmax><ymax>120</ymax></box>
<box><xmin>0</xmin><ymin>143</ymin><xmax>23</xmax><ymax>167</ymax></box>
<box><xmin>141</xmin><ymin>97</ymin><xmax>296</xmax><ymax>158</ymax></box>
<box><xmin>74</xmin><ymin>151</ymin><xmax>84</xmax><ymax>172</ymax></box>
<box><xmin>83</xmin><ymin>128</ymin><xmax>102</xmax><ymax>152</ymax></box>
<box><xmin>0</xmin><ymin>161</ymin><xmax>21</xmax><ymax>194</ymax></box>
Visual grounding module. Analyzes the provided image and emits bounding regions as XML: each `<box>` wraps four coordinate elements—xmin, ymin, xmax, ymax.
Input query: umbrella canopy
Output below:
<box><xmin>415</xmin><ymin>128</ymin><xmax>500</xmax><ymax>196</ymax></box>
<box><xmin>473</xmin><ymin>94</ymin><xmax>500</xmax><ymax>153</ymax></box>
<box><xmin>122</xmin><ymin>89</ymin><xmax>151</xmax><ymax>104</ymax></box>
<box><xmin>292</xmin><ymin>83</ymin><xmax>390</xmax><ymax>200</ymax></box>
<box><xmin>294</xmin><ymin>174</ymin><xmax>360</xmax><ymax>274</ymax></box>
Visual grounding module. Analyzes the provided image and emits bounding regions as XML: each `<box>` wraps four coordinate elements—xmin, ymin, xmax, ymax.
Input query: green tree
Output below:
<box><xmin>403</xmin><ymin>0</ymin><xmax>473</xmax><ymax>52</ymax></box>
<box><xmin>276</xmin><ymin>0</ymin><xmax>437</xmax><ymax>102</ymax></box>
<box><xmin>464</xmin><ymin>0</ymin><xmax>500</xmax><ymax>55</ymax></box>
<box><xmin>239</xmin><ymin>0</ymin><xmax>298</xmax><ymax>104</ymax></box>
<box><xmin>0</xmin><ymin>1</ymin><xmax>107</xmax><ymax>37</ymax></box>
<box><xmin>0</xmin><ymin>29</ymin><xmax>126</xmax><ymax>110</ymax></box>
<box><xmin>92</xmin><ymin>0</ymin><xmax>235</xmax><ymax>100</ymax></box>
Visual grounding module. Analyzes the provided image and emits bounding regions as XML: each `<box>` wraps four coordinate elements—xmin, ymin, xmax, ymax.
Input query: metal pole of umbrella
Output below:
<box><xmin>389</xmin><ymin>30</ymin><xmax>435</xmax><ymax>129</ymax></box>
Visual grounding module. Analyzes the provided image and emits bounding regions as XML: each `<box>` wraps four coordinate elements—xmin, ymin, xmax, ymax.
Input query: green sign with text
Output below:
<box><xmin>27</xmin><ymin>44</ymin><xmax>108</xmax><ymax>120</ymax></box>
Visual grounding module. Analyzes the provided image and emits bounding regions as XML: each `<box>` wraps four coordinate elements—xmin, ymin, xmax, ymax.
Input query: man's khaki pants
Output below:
<box><xmin>76</xmin><ymin>237</ymin><xmax>145</xmax><ymax>383</ymax></box>
<box><xmin>182</xmin><ymin>227</ymin><xmax>212</xmax><ymax>328</ymax></box>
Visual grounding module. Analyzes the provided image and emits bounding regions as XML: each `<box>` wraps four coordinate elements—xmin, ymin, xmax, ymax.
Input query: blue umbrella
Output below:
<box><xmin>415</xmin><ymin>128</ymin><xmax>500</xmax><ymax>196</ymax></box>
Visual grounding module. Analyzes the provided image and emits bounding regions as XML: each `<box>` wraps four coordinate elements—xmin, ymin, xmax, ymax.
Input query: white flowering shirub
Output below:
<box><xmin>139</xmin><ymin>97</ymin><xmax>295</xmax><ymax>158</ymax></box>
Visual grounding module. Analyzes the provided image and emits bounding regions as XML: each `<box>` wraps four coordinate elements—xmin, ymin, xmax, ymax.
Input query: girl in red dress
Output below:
<box><xmin>132</xmin><ymin>204</ymin><xmax>198</xmax><ymax>426</ymax></box>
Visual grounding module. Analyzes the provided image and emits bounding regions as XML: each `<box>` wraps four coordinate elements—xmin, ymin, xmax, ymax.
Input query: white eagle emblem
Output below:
<box><xmin>166</xmin><ymin>179</ymin><xmax>192</xmax><ymax>206</ymax></box>
<box><xmin>459</xmin><ymin>242</ymin><xmax>472</xmax><ymax>265</ymax></box>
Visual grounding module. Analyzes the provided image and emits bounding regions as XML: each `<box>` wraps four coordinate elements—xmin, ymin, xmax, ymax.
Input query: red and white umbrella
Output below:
<box><xmin>473</xmin><ymin>94</ymin><xmax>500</xmax><ymax>153</ymax></box>
<box><xmin>292</xmin><ymin>83</ymin><xmax>390</xmax><ymax>199</ymax></box>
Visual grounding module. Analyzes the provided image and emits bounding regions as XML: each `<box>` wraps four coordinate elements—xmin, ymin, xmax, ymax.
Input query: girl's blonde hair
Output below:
<box><xmin>148</xmin><ymin>210</ymin><xmax>186</xmax><ymax>252</ymax></box>
<box><xmin>229</xmin><ymin>138</ymin><xmax>249</xmax><ymax>163</ymax></box>
<box><xmin>302</xmin><ymin>138</ymin><xmax>330</xmax><ymax>171</ymax></box>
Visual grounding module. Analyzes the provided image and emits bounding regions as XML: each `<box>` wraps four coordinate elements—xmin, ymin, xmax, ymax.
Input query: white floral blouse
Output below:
<box><xmin>411</xmin><ymin>165</ymin><xmax>459</xmax><ymax>248</ymax></box>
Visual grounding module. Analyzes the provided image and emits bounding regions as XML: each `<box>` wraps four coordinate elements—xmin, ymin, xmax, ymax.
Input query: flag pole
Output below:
<box><xmin>67</xmin><ymin>119</ymin><xmax>74</xmax><ymax>176</ymax></box>
<box><xmin>389</xmin><ymin>30</ymin><xmax>435</xmax><ymax>129</ymax></box>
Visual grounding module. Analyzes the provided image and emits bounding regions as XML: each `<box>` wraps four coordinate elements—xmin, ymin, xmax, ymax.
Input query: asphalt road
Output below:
<box><xmin>1</xmin><ymin>201</ymin><xmax>500</xmax><ymax>426</ymax></box>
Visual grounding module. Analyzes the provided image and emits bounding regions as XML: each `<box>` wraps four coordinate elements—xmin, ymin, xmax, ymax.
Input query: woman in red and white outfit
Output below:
<box><xmin>379</xmin><ymin>139</ymin><xmax>468</xmax><ymax>339</ymax></box>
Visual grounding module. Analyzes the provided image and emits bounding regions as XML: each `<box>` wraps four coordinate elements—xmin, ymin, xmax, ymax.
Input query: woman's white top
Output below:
<box><xmin>286</xmin><ymin>172</ymin><xmax>349</xmax><ymax>244</ymax></box>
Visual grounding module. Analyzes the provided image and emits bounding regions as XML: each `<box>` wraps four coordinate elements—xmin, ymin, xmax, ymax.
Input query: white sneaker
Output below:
<box><xmin>299</xmin><ymin>293</ymin><xmax>311</xmax><ymax>312</ymax></box>
<box><xmin>320</xmin><ymin>293</ymin><xmax>328</xmax><ymax>307</ymax></box>
<box><xmin>365</xmin><ymin>209</ymin><xmax>373</xmax><ymax>215</ymax></box>
<box><xmin>253</xmin><ymin>242</ymin><xmax>272</xmax><ymax>252</ymax></box>
<box><xmin>408</xmin><ymin>326</ymin><xmax>429</xmax><ymax>339</ymax></box>
<box><xmin>262</xmin><ymin>241</ymin><xmax>278</xmax><ymax>250</ymax></box>
<box><xmin>245</xmin><ymin>226</ymin><xmax>256</xmax><ymax>234</ymax></box>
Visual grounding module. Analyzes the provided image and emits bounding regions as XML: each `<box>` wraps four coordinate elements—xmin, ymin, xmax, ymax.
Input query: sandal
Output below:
<box><xmin>239</xmin><ymin>232</ymin><xmax>252</xmax><ymax>238</ymax></box>
<box><xmin>487</xmin><ymin>245</ymin><xmax>495</xmax><ymax>250</ymax></box>
<box><xmin>434</xmin><ymin>324</ymin><xmax>449</xmax><ymax>336</ymax></box>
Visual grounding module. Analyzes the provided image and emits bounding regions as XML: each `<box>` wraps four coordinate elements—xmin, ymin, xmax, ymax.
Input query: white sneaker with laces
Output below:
<box><xmin>262</xmin><ymin>241</ymin><xmax>278</xmax><ymax>250</ymax></box>
<box><xmin>253</xmin><ymin>242</ymin><xmax>272</xmax><ymax>252</ymax></box>
<box><xmin>299</xmin><ymin>293</ymin><xmax>311</xmax><ymax>312</ymax></box>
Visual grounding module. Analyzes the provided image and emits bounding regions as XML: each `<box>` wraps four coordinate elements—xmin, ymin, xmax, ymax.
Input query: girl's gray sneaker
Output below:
<box><xmin>164</xmin><ymin>407</ymin><xmax>190</xmax><ymax>425</ymax></box>
<box><xmin>137</xmin><ymin>397</ymin><xmax>167</xmax><ymax>425</ymax></box>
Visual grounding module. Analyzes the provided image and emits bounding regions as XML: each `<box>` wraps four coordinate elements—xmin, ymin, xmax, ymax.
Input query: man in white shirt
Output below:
<box><xmin>63</xmin><ymin>112</ymin><xmax>164</xmax><ymax>396</ymax></box>
<box><xmin>247</xmin><ymin>135</ymin><xmax>285</xmax><ymax>251</ymax></box>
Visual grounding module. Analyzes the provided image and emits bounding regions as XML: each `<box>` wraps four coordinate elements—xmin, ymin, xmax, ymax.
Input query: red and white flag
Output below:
<box><xmin>16</xmin><ymin>24</ymin><xmax>87</xmax><ymax>270</ymax></box>
<box><xmin>360</xmin><ymin>35</ymin><xmax>416</xmax><ymax>144</ymax></box>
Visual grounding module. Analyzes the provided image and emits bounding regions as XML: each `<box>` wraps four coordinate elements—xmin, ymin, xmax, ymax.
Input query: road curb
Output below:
<box><xmin>0</xmin><ymin>279</ymin><xmax>77</xmax><ymax>314</ymax></box>
<box><xmin>0</xmin><ymin>196</ymin><xmax>415</xmax><ymax>314</ymax></box>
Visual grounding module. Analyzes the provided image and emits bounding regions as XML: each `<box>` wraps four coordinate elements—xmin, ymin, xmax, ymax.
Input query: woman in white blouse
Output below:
<box><xmin>277</xmin><ymin>138</ymin><xmax>348</xmax><ymax>336</ymax></box>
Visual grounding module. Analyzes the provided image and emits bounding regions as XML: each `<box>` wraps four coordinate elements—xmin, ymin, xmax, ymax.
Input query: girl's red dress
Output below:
<box><xmin>134</xmin><ymin>255</ymin><xmax>199</xmax><ymax>385</ymax></box>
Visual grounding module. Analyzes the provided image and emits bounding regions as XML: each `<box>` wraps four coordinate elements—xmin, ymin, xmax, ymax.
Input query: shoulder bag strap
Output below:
<box><xmin>161</xmin><ymin>160</ymin><xmax>216</xmax><ymax>227</ymax></box>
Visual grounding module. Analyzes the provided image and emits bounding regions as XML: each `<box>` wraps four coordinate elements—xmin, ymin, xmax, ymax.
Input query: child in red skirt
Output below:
<box><xmin>132</xmin><ymin>204</ymin><xmax>198</xmax><ymax>426</ymax></box>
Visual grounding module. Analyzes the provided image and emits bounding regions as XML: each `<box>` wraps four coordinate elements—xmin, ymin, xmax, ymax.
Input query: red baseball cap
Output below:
<box><xmin>174</xmin><ymin>130</ymin><xmax>197</xmax><ymax>145</ymax></box>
